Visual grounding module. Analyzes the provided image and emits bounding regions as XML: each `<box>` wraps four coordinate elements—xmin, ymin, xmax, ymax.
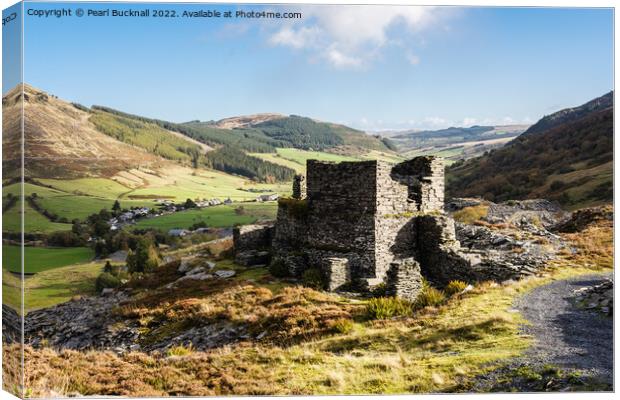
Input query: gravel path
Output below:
<box><xmin>515</xmin><ymin>273</ymin><xmax>613</xmax><ymax>381</ymax></box>
<box><xmin>472</xmin><ymin>273</ymin><xmax>613</xmax><ymax>391</ymax></box>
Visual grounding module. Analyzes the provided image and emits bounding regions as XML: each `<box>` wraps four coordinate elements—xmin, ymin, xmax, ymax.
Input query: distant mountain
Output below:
<box><xmin>447</xmin><ymin>92</ymin><xmax>613</xmax><ymax>208</ymax></box>
<box><xmin>522</xmin><ymin>92</ymin><xmax>613</xmax><ymax>137</ymax></box>
<box><xmin>392</xmin><ymin>125</ymin><xmax>528</xmax><ymax>148</ymax></box>
<box><xmin>388</xmin><ymin>124</ymin><xmax>529</xmax><ymax>164</ymax></box>
<box><xmin>185</xmin><ymin>114</ymin><xmax>391</xmax><ymax>153</ymax></box>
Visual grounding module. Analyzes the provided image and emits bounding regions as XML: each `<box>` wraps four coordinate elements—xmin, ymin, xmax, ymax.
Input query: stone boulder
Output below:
<box><xmin>574</xmin><ymin>279</ymin><xmax>613</xmax><ymax>316</ymax></box>
<box><xmin>235</xmin><ymin>250</ymin><xmax>271</xmax><ymax>267</ymax></box>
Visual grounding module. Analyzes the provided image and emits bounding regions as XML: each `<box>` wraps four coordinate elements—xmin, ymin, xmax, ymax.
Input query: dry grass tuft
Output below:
<box><xmin>452</xmin><ymin>205</ymin><xmax>489</xmax><ymax>224</ymax></box>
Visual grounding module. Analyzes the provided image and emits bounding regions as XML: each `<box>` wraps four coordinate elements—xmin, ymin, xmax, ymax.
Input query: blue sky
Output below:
<box><xmin>12</xmin><ymin>2</ymin><xmax>614</xmax><ymax>130</ymax></box>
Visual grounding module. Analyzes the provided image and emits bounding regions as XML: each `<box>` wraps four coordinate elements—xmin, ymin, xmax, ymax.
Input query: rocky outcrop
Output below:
<box><xmin>2</xmin><ymin>304</ymin><xmax>21</xmax><ymax>344</ymax></box>
<box><xmin>554</xmin><ymin>205</ymin><xmax>613</xmax><ymax>233</ymax></box>
<box><xmin>573</xmin><ymin>279</ymin><xmax>613</xmax><ymax>316</ymax></box>
<box><xmin>485</xmin><ymin>199</ymin><xmax>568</xmax><ymax>229</ymax></box>
<box><xmin>24</xmin><ymin>291</ymin><xmax>136</xmax><ymax>350</ymax></box>
<box><xmin>444</xmin><ymin>197</ymin><xmax>488</xmax><ymax>212</ymax></box>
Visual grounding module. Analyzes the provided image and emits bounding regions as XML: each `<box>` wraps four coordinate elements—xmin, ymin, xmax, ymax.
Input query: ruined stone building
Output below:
<box><xmin>234</xmin><ymin>156</ymin><xmax>501</xmax><ymax>301</ymax></box>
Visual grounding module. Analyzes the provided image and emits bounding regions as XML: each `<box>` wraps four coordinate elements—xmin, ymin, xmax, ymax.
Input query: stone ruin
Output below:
<box><xmin>233</xmin><ymin>156</ymin><xmax>542</xmax><ymax>302</ymax></box>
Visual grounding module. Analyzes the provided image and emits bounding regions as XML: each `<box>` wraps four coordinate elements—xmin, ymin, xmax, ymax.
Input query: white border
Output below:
<box><xmin>0</xmin><ymin>1</ymin><xmax>616</xmax><ymax>400</ymax></box>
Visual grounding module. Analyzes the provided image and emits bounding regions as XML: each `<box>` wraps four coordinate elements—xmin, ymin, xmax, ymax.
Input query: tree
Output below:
<box><xmin>104</xmin><ymin>260</ymin><xmax>113</xmax><ymax>273</ymax></box>
<box><xmin>112</xmin><ymin>200</ymin><xmax>121</xmax><ymax>212</ymax></box>
<box><xmin>92</xmin><ymin>220</ymin><xmax>110</xmax><ymax>237</ymax></box>
<box><xmin>184</xmin><ymin>198</ymin><xmax>197</xmax><ymax>209</ymax></box>
<box><xmin>126</xmin><ymin>237</ymin><xmax>160</xmax><ymax>273</ymax></box>
<box><xmin>72</xmin><ymin>221</ymin><xmax>86</xmax><ymax>236</ymax></box>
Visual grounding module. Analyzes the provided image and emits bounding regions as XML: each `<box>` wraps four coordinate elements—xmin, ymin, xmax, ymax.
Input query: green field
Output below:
<box><xmin>3</xmin><ymin>182</ymin><xmax>152</xmax><ymax>224</ymax></box>
<box><xmin>2</xmin><ymin>245</ymin><xmax>95</xmax><ymax>274</ymax></box>
<box><xmin>119</xmin><ymin>167</ymin><xmax>290</xmax><ymax>202</ymax></box>
<box><xmin>38</xmin><ymin>178</ymin><xmax>133</xmax><ymax>199</ymax></box>
<box><xmin>3</xmin><ymin>262</ymin><xmax>103</xmax><ymax>312</ymax></box>
<box><xmin>276</xmin><ymin>148</ymin><xmax>358</xmax><ymax>165</ymax></box>
<box><xmin>359</xmin><ymin>150</ymin><xmax>405</xmax><ymax>163</ymax></box>
<box><xmin>133</xmin><ymin>202</ymin><xmax>277</xmax><ymax>231</ymax></box>
<box><xmin>251</xmin><ymin>148</ymin><xmax>358</xmax><ymax>173</ymax></box>
<box><xmin>404</xmin><ymin>147</ymin><xmax>462</xmax><ymax>166</ymax></box>
<box><xmin>3</xmin><ymin>166</ymin><xmax>290</xmax><ymax>234</ymax></box>
<box><xmin>2</xmin><ymin>202</ymin><xmax>72</xmax><ymax>233</ymax></box>
<box><xmin>251</xmin><ymin>148</ymin><xmax>405</xmax><ymax>173</ymax></box>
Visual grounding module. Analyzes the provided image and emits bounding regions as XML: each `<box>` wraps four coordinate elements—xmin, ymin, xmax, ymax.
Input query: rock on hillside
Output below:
<box><xmin>554</xmin><ymin>205</ymin><xmax>613</xmax><ymax>233</ymax></box>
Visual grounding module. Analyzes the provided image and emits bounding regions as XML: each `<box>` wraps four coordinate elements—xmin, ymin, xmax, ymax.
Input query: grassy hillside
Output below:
<box><xmin>189</xmin><ymin>115</ymin><xmax>390</xmax><ymax>153</ymax></box>
<box><xmin>447</xmin><ymin>99</ymin><xmax>613</xmax><ymax>208</ymax></box>
<box><xmin>133</xmin><ymin>202</ymin><xmax>277</xmax><ymax>231</ymax></box>
<box><xmin>93</xmin><ymin>107</ymin><xmax>281</xmax><ymax>153</ymax></box>
<box><xmin>204</xmin><ymin>146</ymin><xmax>296</xmax><ymax>182</ymax></box>
<box><xmin>3</xmin><ymin>261</ymin><xmax>103</xmax><ymax>311</ymax></box>
<box><xmin>2</xmin><ymin>85</ymin><xmax>163</xmax><ymax>179</ymax></box>
<box><xmin>522</xmin><ymin>91</ymin><xmax>613</xmax><ymax>137</ymax></box>
<box><xmin>3</xmin><ymin>245</ymin><xmax>95</xmax><ymax>274</ymax></box>
<box><xmin>2</xmin><ymin>201</ymin><xmax>72</xmax><ymax>233</ymax></box>
<box><xmin>90</xmin><ymin>111</ymin><xmax>206</xmax><ymax>165</ymax></box>
<box><xmin>251</xmin><ymin>148</ymin><xmax>402</xmax><ymax>174</ymax></box>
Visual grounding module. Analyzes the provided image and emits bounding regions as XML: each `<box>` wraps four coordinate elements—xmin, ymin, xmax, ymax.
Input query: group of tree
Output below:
<box><xmin>92</xmin><ymin>106</ymin><xmax>280</xmax><ymax>153</ymax></box>
<box><xmin>89</xmin><ymin>111</ymin><xmax>206</xmax><ymax>164</ymax></box>
<box><xmin>205</xmin><ymin>146</ymin><xmax>296</xmax><ymax>182</ymax></box>
<box><xmin>251</xmin><ymin>115</ymin><xmax>344</xmax><ymax>150</ymax></box>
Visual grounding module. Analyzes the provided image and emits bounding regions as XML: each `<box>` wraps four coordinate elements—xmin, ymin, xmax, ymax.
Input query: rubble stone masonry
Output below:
<box><xmin>233</xmin><ymin>155</ymin><xmax>511</xmax><ymax>302</ymax></box>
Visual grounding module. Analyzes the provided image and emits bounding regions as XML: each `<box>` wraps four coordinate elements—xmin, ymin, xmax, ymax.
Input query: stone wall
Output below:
<box><xmin>373</xmin><ymin>161</ymin><xmax>420</xmax><ymax>285</ymax></box>
<box><xmin>292</xmin><ymin>174</ymin><xmax>307</xmax><ymax>200</ymax></box>
<box><xmin>305</xmin><ymin>160</ymin><xmax>378</xmax><ymax>280</ymax></box>
<box><xmin>233</xmin><ymin>224</ymin><xmax>274</xmax><ymax>254</ymax></box>
<box><xmin>385</xmin><ymin>258</ymin><xmax>423</xmax><ymax>301</ymax></box>
<box><xmin>271</xmin><ymin>198</ymin><xmax>310</xmax><ymax>276</ymax></box>
<box><xmin>415</xmin><ymin>214</ymin><xmax>475</xmax><ymax>285</ymax></box>
<box><xmin>391</xmin><ymin>156</ymin><xmax>444</xmax><ymax>212</ymax></box>
<box><xmin>233</xmin><ymin>224</ymin><xmax>274</xmax><ymax>266</ymax></box>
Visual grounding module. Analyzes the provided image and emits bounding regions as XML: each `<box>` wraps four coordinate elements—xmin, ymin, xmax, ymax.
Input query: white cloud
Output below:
<box><xmin>267</xmin><ymin>6</ymin><xmax>452</xmax><ymax>69</ymax></box>
<box><xmin>462</xmin><ymin>117</ymin><xmax>477</xmax><ymax>126</ymax></box>
<box><xmin>268</xmin><ymin>26</ymin><xmax>321</xmax><ymax>49</ymax></box>
<box><xmin>424</xmin><ymin>116</ymin><xmax>448</xmax><ymax>128</ymax></box>
<box><xmin>326</xmin><ymin>47</ymin><xmax>363</xmax><ymax>68</ymax></box>
<box><xmin>405</xmin><ymin>51</ymin><xmax>421</xmax><ymax>65</ymax></box>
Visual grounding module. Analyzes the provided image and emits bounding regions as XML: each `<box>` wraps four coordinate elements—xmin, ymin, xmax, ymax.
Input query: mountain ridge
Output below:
<box><xmin>522</xmin><ymin>91</ymin><xmax>613</xmax><ymax>137</ymax></box>
<box><xmin>447</xmin><ymin>92</ymin><xmax>613</xmax><ymax>208</ymax></box>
